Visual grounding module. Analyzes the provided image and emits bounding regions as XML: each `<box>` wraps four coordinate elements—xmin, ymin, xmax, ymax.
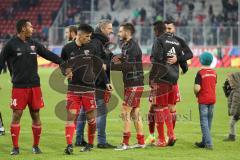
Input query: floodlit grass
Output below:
<box><xmin>0</xmin><ymin>68</ymin><xmax>239</xmax><ymax>160</ymax></box>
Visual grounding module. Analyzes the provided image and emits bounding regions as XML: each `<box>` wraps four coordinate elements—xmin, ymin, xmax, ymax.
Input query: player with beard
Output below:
<box><xmin>65</xmin><ymin>25</ymin><xmax>77</xmax><ymax>42</ymax></box>
<box><xmin>146</xmin><ymin>20</ymin><xmax>193</xmax><ymax>145</ymax></box>
<box><xmin>113</xmin><ymin>23</ymin><xmax>145</xmax><ymax>150</ymax></box>
<box><xmin>149</xmin><ymin>21</ymin><xmax>183</xmax><ymax>147</ymax></box>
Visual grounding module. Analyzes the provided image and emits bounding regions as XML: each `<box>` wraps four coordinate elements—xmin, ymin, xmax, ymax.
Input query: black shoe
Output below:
<box><xmin>97</xmin><ymin>143</ymin><xmax>116</xmax><ymax>149</ymax></box>
<box><xmin>32</xmin><ymin>146</ymin><xmax>42</xmax><ymax>154</ymax></box>
<box><xmin>10</xmin><ymin>147</ymin><xmax>19</xmax><ymax>155</ymax></box>
<box><xmin>64</xmin><ymin>144</ymin><xmax>73</xmax><ymax>155</ymax></box>
<box><xmin>195</xmin><ymin>142</ymin><xmax>205</xmax><ymax>148</ymax></box>
<box><xmin>223</xmin><ymin>134</ymin><xmax>236</xmax><ymax>141</ymax></box>
<box><xmin>168</xmin><ymin>138</ymin><xmax>176</xmax><ymax>146</ymax></box>
<box><xmin>80</xmin><ymin>144</ymin><xmax>93</xmax><ymax>152</ymax></box>
<box><xmin>75</xmin><ymin>140</ymin><xmax>87</xmax><ymax>147</ymax></box>
<box><xmin>0</xmin><ymin>128</ymin><xmax>5</xmax><ymax>136</ymax></box>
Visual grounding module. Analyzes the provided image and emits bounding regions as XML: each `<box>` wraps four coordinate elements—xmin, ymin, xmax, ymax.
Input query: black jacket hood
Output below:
<box><xmin>91</xmin><ymin>31</ymin><xmax>109</xmax><ymax>45</ymax></box>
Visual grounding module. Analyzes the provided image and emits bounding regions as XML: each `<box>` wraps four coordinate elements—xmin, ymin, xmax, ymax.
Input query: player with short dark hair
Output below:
<box><xmin>146</xmin><ymin>20</ymin><xmax>193</xmax><ymax>145</ymax></box>
<box><xmin>164</xmin><ymin>19</ymin><xmax>193</xmax><ymax>129</ymax></box>
<box><xmin>75</xmin><ymin>19</ymin><xmax>116</xmax><ymax>149</ymax></box>
<box><xmin>113</xmin><ymin>23</ymin><xmax>145</xmax><ymax>150</ymax></box>
<box><xmin>0</xmin><ymin>19</ymin><xmax>64</xmax><ymax>155</ymax></box>
<box><xmin>149</xmin><ymin>21</ymin><xmax>183</xmax><ymax>147</ymax></box>
<box><xmin>61</xmin><ymin>24</ymin><xmax>112</xmax><ymax>154</ymax></box>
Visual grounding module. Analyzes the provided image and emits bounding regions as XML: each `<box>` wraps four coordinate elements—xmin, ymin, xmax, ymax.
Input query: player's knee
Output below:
<box><xmin>120</xmin><ymin>111</ymin><xmax>126</xmax><ymax>121</ymax></box>
<box><xmin>86</xmin><ymin>110</ymin><xmax>96</xmax><ymax>120</ymax></box>
<box><xmin>168</xmin><ymin>105</ymin><xmax>176</xmax><ymax>112</ymax></box>
<box><xmin>87</xmin><ymin>117</ymin><xmax>96</xmax><ymax>125</ymax></box>
<box><xmin>121</xmin><ymin>110</ymin><xmax>131</xmax><ymax>122</ymax></box>
<box><xmin>12</xmin><ymin>110</ymin><xmax>23</xmax><ymax>123</ymax></box>
<box><xmin>132</xmin><ymin>109</ymin><xmax>141</xmax><ymax>122</ymax></box>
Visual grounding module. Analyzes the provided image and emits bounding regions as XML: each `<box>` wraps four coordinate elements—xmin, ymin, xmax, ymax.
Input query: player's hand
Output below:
<box><xmin>102</xmin><ymin>64</ymin><xmax>107</xmax><ymax>71</ymax></box>
<box><xmin>167</xmin><ymin>55</ymin><xmax>177</xmax><ymax>64</ymax></box>
<box><xmin>65</xmin><ymin>68</ymin><xmax>73</xmax><ymax>80</ymax></box>
<box><xmin>106</xmin><ymin>84</ymin><xmax>113</xmax><ymax>91</ymax></box>
<box><xmin>112</xmin><ymin>55</ymin><xmax>121</xmax><ymax>64</ymax></box>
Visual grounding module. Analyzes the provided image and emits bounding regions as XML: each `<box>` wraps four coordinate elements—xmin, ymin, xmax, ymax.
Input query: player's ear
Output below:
<box><xmin>126</xmin><ymin>30</ymin><xmax>131</xmax><ymax>37</ymax></box>
<box><xmin>22</xmin><ymin>26</ymin><xmax>26</xmax><ymax>32</ymax></box>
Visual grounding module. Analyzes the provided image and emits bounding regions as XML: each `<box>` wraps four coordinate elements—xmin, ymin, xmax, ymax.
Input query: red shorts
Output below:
<box><xmin>11</xmin><ymin>87</ymin><xmax>44</xmax><ymax>110</ymax></box>
<box><xmin>173</xmin><ymin>84</ymin><xmax>181</xmax><ymax>103</ymax></box>
<box><xmin>123</xmin><ymin>86</ymin><xmax>144</xmax><ymax>108</ymax></box>
<box><xmin>66</xmin><ymin>91</ymin><xmax>96</xmax><ymax>112</ymax></box>
<box><xmin>149</xmin><ymin>83</ymin><xmax>179</xmax><ymax>107</ymax></box>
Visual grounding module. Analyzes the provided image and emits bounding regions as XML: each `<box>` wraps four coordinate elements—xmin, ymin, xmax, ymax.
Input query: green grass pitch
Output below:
<box><xmin>0</xmin><ymin>68</ymin><xmax>240</xmax><ymax>160</ymax></box>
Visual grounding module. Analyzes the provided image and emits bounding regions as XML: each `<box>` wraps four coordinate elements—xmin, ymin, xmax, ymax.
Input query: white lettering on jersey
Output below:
<box><xmin>167</xmin><ymin>47</ymin><xmax>176</xmax><ymax>57</ymax></box>
<box><xmin>166</xmin><ymin>40</ymin><xmax>179</xmax><ymax>45</ymax></box>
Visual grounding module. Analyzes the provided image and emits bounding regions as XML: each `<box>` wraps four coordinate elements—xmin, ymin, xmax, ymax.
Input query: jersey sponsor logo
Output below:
<box><xmin>70</xmin><ymin>52</ymin><xmax>75</xmax><ymax>59</ymax></box>
<box><xmin>30</xmin><ymin>45</ymin><xmax>36</xmax><ymax>51</ymax></box>
<box><xmin>30</xmin><ymin>45</ymin><xmax>37</xmax><ymax>55</ymax></box>
<box><xmin>165</xmin><ymin>40</ymin><xmax>180</xmax><ymax>45</ymax></box>
<box><xmin>17</xmin><ymin>53</ymin><xmax>22</xmax><ymax>56</ymax></box>
<box><xmin>84</xmin><ymin>50</ymin><xmax>90</xmax><ymax>56</ymax></box>
<box><xmin>167</xmin><ymin>47</ymin><xmax>176</xmax><ymax>57</ymax></box>
<box><xmin>202</xmin><ymin>74</ymin><xmax>216</xmax><ymax>78</ymax></box>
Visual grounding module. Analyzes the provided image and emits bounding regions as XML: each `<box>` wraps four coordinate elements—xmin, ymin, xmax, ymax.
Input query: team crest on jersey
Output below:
<box><xmin>30</xmin><ymin>45</ymin><xmax>36</xmax><ymax>51</ymax></box>
<box><xmin>84</xmin><ymin>50</ymin><xmax>90</xmax><ymax>55</ymax></box>
<box><xmin>30</xmin><ymin>45</ymin><xmax>37</xmax><ymax>55</ymax></box>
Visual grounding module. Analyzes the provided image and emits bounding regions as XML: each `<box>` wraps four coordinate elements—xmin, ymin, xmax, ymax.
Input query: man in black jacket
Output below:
<box><xmin>62</xmin><ymin>24</ymin><xmax>112</xmax><ymax>154</ymax></box>
<box><xmin>113</xmin><ymin>23</ymin><xmax>145</xmax><ymax>150</ymax></box>
<box><xmin>146</xmin><ymin>20</ymin><xmax>193</xmax><ymax>145</ymax></box>
<box><xmin>148</xmin><ymin>21</ymin><xmax>184</xmax><ymax>147</ymax></box>
<box><xmin>75</xmin><ymin>19</ymin><xmax>115</xmax><ymax>149</ymax></box>
<box><xmin>0</xmin><ymin>19</ymin><xmax>64</xmax><ymax>155</ymax></box>
<box><xmin>164</xmin><ymin>20</ymin><xmax>193</xmax><ymax>129</ymax></box>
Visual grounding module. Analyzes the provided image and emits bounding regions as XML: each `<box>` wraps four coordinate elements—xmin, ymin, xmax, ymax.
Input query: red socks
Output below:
<box><xmin>155</xmin><ymin>108</ymin><xmax>175</xmax><ymax>141</ymax></box>
<box><xmin>32</xmin><ymin>123</ymin><xmax>42</xmax><ymax>147</ymax></box>
<box><xmin>11</xmin><ymin>123</ymin><xmax>42</xmax><ymax>148</ymax></box>
<box><xmin>137</xmin><ymin>134</ymin><xmax>145</xmax><ymax>145</ymax></box>
<box><xmin>87</xmin><ymin>118</ymin><xmax>96</xmax><ymax>145</ymax></box>
<box><xmin>155</xmin><ymin>109</ymin><xmax>165</xmax><ymax>143</ymax></box>
<box><xmin>163</xmin><ymin>109</ymin><xmax>175</xmax><ymax>139</ymax></box>
<box><xmin>171</xmin><ymin>111</ymin><xmax>177</xmax><ymax>129</ymax></box>
<box><xmin>65</xmin><ymin>123</ymin><xmax>75</xmax><ymax>145</ymax></box>
<box><xmin>123</xmin><ymin>132</ymin><xmax>131</xmax><ymax>145</ymax></box>
<box><xmin>10</xmin><ymin>123</ymin><xmax>20</xmax><ymax>148</ymax></box>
